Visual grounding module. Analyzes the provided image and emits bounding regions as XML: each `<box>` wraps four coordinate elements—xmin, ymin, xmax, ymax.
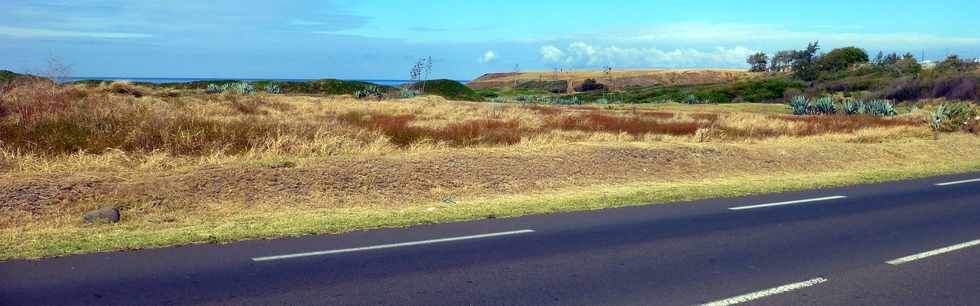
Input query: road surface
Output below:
<box><xmin>2</xmin><ymin>172</ymin><xmax>980</xmax><ymax>305</ymax></box>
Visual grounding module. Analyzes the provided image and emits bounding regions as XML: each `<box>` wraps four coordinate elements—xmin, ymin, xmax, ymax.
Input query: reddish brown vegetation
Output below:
<box><xmin>336</xmin><ymin>113</ymin><xmax>523</xmax><ymax>147</ymax></box>
<box><xmin>776</xmin><ymin>115</ymin><xmax>920</xmax><ymax>136</ymax></box>
<box><xmin>546</xmin><ymin>112</ymin><xmax>703</xmax><ymax>136</ymax></box>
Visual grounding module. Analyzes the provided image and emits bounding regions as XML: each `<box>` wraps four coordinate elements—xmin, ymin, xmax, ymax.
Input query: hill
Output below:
<box><xmin>468</xmin><ymin>69</ymin><xmax>756</xmax><ymax>93</ymax></box>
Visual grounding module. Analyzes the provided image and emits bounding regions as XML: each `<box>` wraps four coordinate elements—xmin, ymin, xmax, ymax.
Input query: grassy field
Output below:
<box><xmin>468</xmin><ymin>68</ymin><xmax>756</xmax><ymax>91</ymax></box>
<box><xmin>1</xmin><ymin>80</ymin><xmax>979</xmax><ymax>260</ymax></box>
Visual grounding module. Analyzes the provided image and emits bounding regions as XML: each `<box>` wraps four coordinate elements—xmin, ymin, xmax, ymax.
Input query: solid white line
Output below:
<box><xmin>728</xmin><ymin>196</ymin><xmax>848</xmax><ymax>211</ymax></box>
<box><xmin>886</xmin><ymin>238</ymin><xmax>980</xmax><ymax>265</ymax></box>
<box><xmin>251</xmin><ymin>229</ymin><xmax>536</xmax><ymax>262</ymax></box>
<box><xmin>700</xmin><ymin>278</ymin><xmax>828</xmax><ymax>306</ymax></box>
<box><xmin>936</xmin><ymin>178</ymin><xmax>980</xmax><ymax>186</ymax></box>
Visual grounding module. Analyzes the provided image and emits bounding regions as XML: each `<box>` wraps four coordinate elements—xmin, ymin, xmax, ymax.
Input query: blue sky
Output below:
<box><xmin>2</xmin><ymin>0</ymin><xmax>979</xmax><ymax>79</ymax></box>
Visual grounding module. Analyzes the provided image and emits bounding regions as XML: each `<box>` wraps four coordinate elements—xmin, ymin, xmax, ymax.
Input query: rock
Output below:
<box><xmin>83</xmin><ymin>207</ymin><xmax>120</xmax><ymax>224</ymax></box>
<box><xmin>269</xmin><ymin>161</ymin><xmax>296</xmax><ymax>169</ymax></box>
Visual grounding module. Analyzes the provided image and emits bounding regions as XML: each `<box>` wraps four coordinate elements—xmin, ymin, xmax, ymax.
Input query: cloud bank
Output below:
<box><xmin>539</xmin><ymin>42</ymin><xmax>757</xmax><ymax>68</ymax></box>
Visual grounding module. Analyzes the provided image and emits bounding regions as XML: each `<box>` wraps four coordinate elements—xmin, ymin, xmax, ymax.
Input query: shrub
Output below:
<box><xmin>411</xmin><ymin>79</ymin><xmax>483</xmax><ymax>101</ymax></box>
<box><xmin>576</xmin><ymin>79</ymin><xmax>607</xmax><ymax>92</ymax></box>
<box><xmin>107</xmin><ymin>81</ymin><xmax>144</xmax><ymax>97</ymax></box>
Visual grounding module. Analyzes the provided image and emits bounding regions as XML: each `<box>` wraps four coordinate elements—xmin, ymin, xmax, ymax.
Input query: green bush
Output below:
<box><xmin>411</xmin><ymin>79</ymin><xmax>483</xmax><ymax>101</ymax></box>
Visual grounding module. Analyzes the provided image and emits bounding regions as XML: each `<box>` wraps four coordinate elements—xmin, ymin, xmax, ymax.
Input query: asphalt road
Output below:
<box><xmin>2</xmin><ymin>172</ymin><xmax>980</xmax><ymax>306</ymax></box>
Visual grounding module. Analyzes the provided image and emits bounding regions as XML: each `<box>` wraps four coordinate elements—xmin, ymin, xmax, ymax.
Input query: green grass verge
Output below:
<box><xmin>3</xmin><ymin>159</ymin><xmax>980</xmax><ymax>261</ymax></box>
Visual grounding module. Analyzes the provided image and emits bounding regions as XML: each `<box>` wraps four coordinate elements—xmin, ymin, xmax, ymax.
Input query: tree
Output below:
<box><xmin>815</xmin><ymin>47</ymin><xmax>869</xmax><ymax>72</ymax></box>
<box><xmin>770</xmin><ymin>51</ymin><xmax>795</xmax><ymax>72</ymax></box>
<box><xmin>792</xmin><ymin>41</ymin><xmax>821</xmax><ymax>81</ymax></box>
<box><xmin>747</xmin><ymin>52</ymin><xmax>769</xmax><ymax>72</ymax></box>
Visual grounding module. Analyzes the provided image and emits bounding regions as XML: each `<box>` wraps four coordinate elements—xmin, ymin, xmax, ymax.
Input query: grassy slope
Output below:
<box><xmin>3</xmin><ymin>135</ymin><xmax>979</xmax><ymax>260</ymax></box>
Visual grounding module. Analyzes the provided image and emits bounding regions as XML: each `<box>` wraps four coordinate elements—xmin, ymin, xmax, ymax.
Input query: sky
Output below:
<box><xmin>2</xmin><ymin>0</ymin><xmax>979</xmax><ymax>80</ymax></box>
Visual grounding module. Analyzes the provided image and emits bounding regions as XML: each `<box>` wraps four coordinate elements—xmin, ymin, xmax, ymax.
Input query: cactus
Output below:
<box><xmin>813</xmin><ymin>97</ymin><xmax>837</xmax><ymax>115</ymax></box>
<box><xmin>355</xmin><ymin>86</ymin><xmax>387</xmax><ymax>100</ymax></box>
<box><xmin>398</xmin><ymin>88</ymin><xmax>420</xmax><ymax>99</ymax></box>
<box><xmin>842</xmin><ymin>100</ymin><xmax>865</xmax><ymax>115</ymax></box>
<box><xmin>206</xmin><ymin>83</ymin><xmax>224</xmax><ymax>94</ymax></box>
<box><xmin>931</xmin><ymin>104</ymin><xmax>948</xmax><ymax>131</ymax></box>
<box><xmin>789</xmin><ymin>96</ymin><xmax>812</xmax><ymax>115</ymax></box>
<box><xmin>865</xmin><ymin>99</ymin><xmax>897</xmax><ymax>117</ymax></box>
<box><xmin>684</xmin><ymin>95</ymin><xmax>700</xmax><ymax>105</ymax></box>
<box><xmin>226</xmin><ymin>81</ymin><xmax>255</xmax><ymax>95</ymax></box>
<box><xmin>265</xmin><ymin>84</ymin><xmax>283</xmax><ymax>94</ymax></box>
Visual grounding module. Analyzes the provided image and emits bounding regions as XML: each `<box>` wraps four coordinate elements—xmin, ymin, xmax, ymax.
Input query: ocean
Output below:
<box><xmin>66</xmin><ymin>78</ymin><xmax>469</xmax><ymax>87</ymax></box>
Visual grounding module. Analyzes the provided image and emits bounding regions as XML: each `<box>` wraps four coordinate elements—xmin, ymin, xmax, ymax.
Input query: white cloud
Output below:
<box><xmin>0</xmin><ymin>26</ymin><xmax>152</xmax><ymax>39</ymax></box>
<box><xmin>539</xmin><ymin>42</ymin><xmax>758</xmax><ymax>68</ymax></box>
<box><xmin>540</xmin><ymin>45</ymin><xmax>566</xmax><ymax>63</ymax></box>
<box><xmin>611</xmin><ymin>23</ymin><xmax>980</xmax><ymax>49</ymax></box>
<box><xmin>479</xmin><ymin>50</ymin><xmax>497</xmax><ymax>63</ymax></box>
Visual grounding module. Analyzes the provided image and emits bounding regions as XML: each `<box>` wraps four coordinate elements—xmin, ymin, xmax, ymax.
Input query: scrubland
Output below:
<box><xmin>1</xmin><ymin>80</ymin><xmax>979</xmax><ymax>260</ymax></box>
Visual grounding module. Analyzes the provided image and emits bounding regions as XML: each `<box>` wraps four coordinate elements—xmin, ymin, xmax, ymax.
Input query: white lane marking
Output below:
<box><xmin>936</xmin><ymin>178</ymin><xmax>980</xmax><ymax>186</ymax></box>
<box><xmin>728</xmin><ymin>196</ymin><xmax>848</xmax><ymax>211</ymax></box>
<box><xmin>700</xmin><ymin>278</ymin><xmax>828</xmax><ymax>306</ymax></box>
<box><xmin>886</xmin><ymin>238</ymin><xmax>980</xmax><ymax>265</ymax></box>
<box><xmin>252</xmin><ymin>229</ymin><xmax>536</xmax><ymax>262</ymax></box>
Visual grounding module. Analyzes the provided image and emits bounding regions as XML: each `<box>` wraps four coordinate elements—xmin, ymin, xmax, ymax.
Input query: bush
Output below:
<box><xmin>411</xmin><ymin>79</ymin><xmax>482</xmax><ymax>101</ymax></box>
<box><xmin>107</xmin><ymin>81</ymin><xmax>145</xmax><ymax>97</ymax></box>
<box><xmin>816</xmin><ymin>47</ymin><xmax>870</xmax><ymax>73</ymax></box>
<box><xmin>576</xmin><ymin>79</ymin><xmax>607</xmax><ymax>92</ymax></box>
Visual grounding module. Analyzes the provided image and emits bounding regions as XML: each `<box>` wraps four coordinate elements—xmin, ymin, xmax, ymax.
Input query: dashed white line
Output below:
<box><xmin>700</xmin><ymin>278</ymin><xmax>829</xmax><ymax>306</ymax></box>
<box><xmin>251</xmin><ymin>229</ymin><xmax>536</xmax><ymax>262</ymax></box>
<box><xmin>935</xmin><ymin>178</ymin><xmax>980</xmax><ymax>186</ymax></box>
<box><xmin>886</xmin><ymin>238</ymin><xmax>980</xmax><ymax>265</ymax></box>
<box><xmin>728</xmin><ymin>196</ymin><xmax>848</xmax><ymax>211</ymax></box>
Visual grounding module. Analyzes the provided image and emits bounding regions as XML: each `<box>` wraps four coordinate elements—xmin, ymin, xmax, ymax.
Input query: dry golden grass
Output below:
<box><xmin>469</xmin><ymin>68</ymin><xmax>758</xmax><ymax>90</ymax></box>
<box><xmin>2</xmin><ymin>81</ymin><xmax>979</xmax><ymax>259</ymax></box>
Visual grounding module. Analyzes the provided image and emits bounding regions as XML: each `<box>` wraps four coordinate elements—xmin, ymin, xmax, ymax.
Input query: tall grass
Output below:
<box><xmin>0</xmin><ymin>79</ymin><xmax>941</xmax><ymax>159</ymax></box>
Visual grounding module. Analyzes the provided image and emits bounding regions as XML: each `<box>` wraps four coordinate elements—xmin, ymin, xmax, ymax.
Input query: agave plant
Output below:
<box><xmin>684</xmin><ymin>95</ymin><xmax>700</xmax><ymax>105</ymax></box>
<box><xmin>930</xmin><ymin>104</ymin><xmax>948</xmax><ymax>131</ymax></box>
<box><xmin>813</xmin><ymin>97</ymin><xmax>837</xmax><ymax>115</ymax></box>
<box><xmin>865</xmin><ymin>99</ymin><xmax>897</xmax><ymax>117</ymax></box>
<box><xmin>931</xmin><ymin>102</ymin><xmax>978</xmax><ymax>131</ymax></box>
<box><xmin>265</xmin><ymin>84</ymin><xmax>283</xmax><ymax>94</ymax></box>
<box><xmin>206</xmin><ymin>83</ymin><xmax>224</xmax><ymax>94</ymax></box>
<box><xmin>398</xmin><ymin>88</ymin><xmax>420</xmax><ymax>99</ymax></box>
<box><xmin>226</xmin><ymin>81</ymin><xmax>255</xmax><ymax>95</ymax></box>
<box><xmin>841</xmin><ymin>100</ymin><xmax>866</xmax><ymax>115</ymax></box>
<box><xmin>355</xmin><ymin>86</ymin><xmax>386</xmax><ymax>100</ymax></box>
<box><xmin>789</xmin><ymin>96</ymin><xmax>811</xmax><ymax>115</ymax></box>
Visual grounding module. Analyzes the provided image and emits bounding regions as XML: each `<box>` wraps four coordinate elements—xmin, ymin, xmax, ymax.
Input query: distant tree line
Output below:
<box><xmin>746</xmin><ymin>41</ymin><xmax>928</xmax><ymax>81</ymax></box>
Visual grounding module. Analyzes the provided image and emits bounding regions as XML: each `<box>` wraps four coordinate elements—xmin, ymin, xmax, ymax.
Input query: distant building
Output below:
<box><xmin>921</xmin><ymin>60</ymin><xmax>937</xmax><ymax>69</ymax></box>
